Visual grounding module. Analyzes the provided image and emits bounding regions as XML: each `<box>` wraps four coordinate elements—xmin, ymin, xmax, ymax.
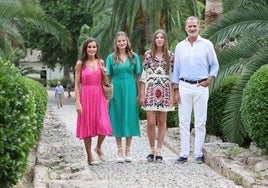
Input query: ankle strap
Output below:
<box><xmin>156</xmin><ymin>148</ymin><xmax>162</xmax><ymax>155</ymax></box>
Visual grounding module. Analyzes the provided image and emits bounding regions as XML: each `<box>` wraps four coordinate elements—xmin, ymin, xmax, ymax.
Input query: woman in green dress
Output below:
<box><xmin>106</xmin><ymin>31</ymin><xmax>141</xmax><ymax>163</ymax></box>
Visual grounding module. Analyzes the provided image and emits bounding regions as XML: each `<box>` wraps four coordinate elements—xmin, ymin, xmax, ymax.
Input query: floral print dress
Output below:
<box><xmin>140</xmin><ymin>50</ymin><xmax>174</xmax><ymax>112</ymax></box>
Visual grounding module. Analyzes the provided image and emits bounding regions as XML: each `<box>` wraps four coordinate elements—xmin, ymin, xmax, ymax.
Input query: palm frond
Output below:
<box><xmin>223</xmin><ymin>0</ymin><xmax>268</xmax><ymax>13</ymax></box>
<box><xmin>185</xmin><ymin>0</ymin><xmax>199</xmax><ymax>17</ymax></box>
<box><xmin>18</xmin><ymin>63</ymin><xmax>41</xmax><ymax>76</ymax></box>
<box><xmin>0</xmin><ymin>0</ymin><xmax>72</xmax><ymax>53</ymax></box>
<box><xmin>210</xmin><ymin>22</ymin><xmax>268</xmax><ymax>94</ymax></box>
<box><xmin>21</xmin><ymin>16</ymin><xmax>72</xmax><ymax>51</ymax></box>
<box><xmin>209</xmin><ymin>62</ymin><xmax>243</xmax><ymax>93</ymax></box>
<box><xmin>221</xmin><ymin>46</ymin><xmax>268</xmax><ymax>144</ymax></box>
<box><xmin>204</xmin><ymin>5</ymin><xmax>268</xmax><ymax>44</ymax></box>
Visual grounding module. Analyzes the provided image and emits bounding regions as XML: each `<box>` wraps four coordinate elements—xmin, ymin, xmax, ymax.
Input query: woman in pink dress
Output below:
<box><xmin>75</xmin><ymin>38</ymin><xmax>112</xmax><ymax>165</ymax></box>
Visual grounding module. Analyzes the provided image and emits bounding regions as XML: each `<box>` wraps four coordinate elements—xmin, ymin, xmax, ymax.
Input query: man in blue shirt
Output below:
<box><xmin>55</xmin><ymin>81</ymin><xmax>64</xmax><ymax>108</ymax></box>
<box><xmin>172</xmin><ymin>16</ymin><xmax>219</xmax><ymax>164</ymax></box>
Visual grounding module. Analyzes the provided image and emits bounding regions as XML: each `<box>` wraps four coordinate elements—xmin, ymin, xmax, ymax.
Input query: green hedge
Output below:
<box><xmin>206</xmin><ymin>76</ymin><xmax>239</xmax><ymax>138</ymax></box>
<box><xmin>0</xmin><ymin>59</ymin><xmax>47</xmax><ymax>187</ymax></box>
<box><xmin>23</xmin><ymin>77</ymin><xmax>48</xmax><ymax>141</ymax></box>
<box><xmin>241</xmin><ymin>64</ymin><xmax>268</xmax><ymax>154</ymax></box>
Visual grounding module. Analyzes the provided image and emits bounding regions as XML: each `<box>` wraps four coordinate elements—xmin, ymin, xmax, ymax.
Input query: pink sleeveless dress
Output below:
<box><xmin>76</xmin><ymin>61</ymin><xmax>112</xmax><ymax>139</ymax></box>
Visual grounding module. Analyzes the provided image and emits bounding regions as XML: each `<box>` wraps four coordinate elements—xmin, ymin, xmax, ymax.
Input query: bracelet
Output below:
<box><xmin>174</xmin><ymin>88</ymin><xmax>179</xmax><ymax>92</ymax></box>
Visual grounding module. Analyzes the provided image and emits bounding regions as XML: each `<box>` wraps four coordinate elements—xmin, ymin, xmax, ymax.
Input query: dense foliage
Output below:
<box><xmin>23</xmin><ymin>77</ymin><xmax>48</xmax><ymax>142</ymax></box>
<box><xmin>206</xmin><ymin>76</ymin><xmax>238</xmax><ymax>138</ymax></box>
<box><xmin>84</xmin><ymin>0</ymin><xmax>205</xmax><ymax>58</ymax></box>
<box><xmin>24</xmin><ymin>0</ymin><xmax>93</xmax><ymax>73</ymax></box>
<box><xmin>203</xmin><ymin>0</ymin><xmax>268</xmax><ymax>145</ymax></box>
<box><xmin>0</xmin><ymin>59</ymin><xmax>47</xmax><ymax>187</ymax></box>
<box><xmin>0</xmin><ymin>0</ymin><xmax>72</xmax><ymax>64</ymax></box>
<box><xmin>241</xmin><ymin>64</ymin><xmax>268</xmax><ymax>154</ymax></box>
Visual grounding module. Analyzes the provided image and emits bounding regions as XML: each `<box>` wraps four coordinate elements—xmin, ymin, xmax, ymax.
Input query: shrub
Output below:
<box><xmin>241</xmin><ymin>64</ymin><xmax>268</xmax><ymax>154</ymax></box>
<box><xmin>206</xmin><ymin>76</ymin><xmax>238</xmax><ymax>138</ymax></box>
<box><xmin>0</xmin><ymin>59</ymin><xmax>48</xmax><ymax>187</ymax></box>
<box><xmin>0</xmin><ymin>59</ymin><xmax>35</xmax><ymax>187</ymax></box>
<box><xmin>23</xmin><ymin>77</ymin><xmax>48</xmax><ymax>141</ymax></box>
<box><xmin>138</xmin><ymin>106</ymin><xmax>146</xmax><ymax>120</ymax></box>
<box><xmin>167</xmin><ymin>105</ymin><xmax>178</xmax><ymax>128</ymax></box>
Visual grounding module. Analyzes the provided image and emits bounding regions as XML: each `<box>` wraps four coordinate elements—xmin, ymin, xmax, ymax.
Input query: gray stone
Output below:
<box><xmin>17</xmin><ymin>90</ymin><xmax>268</xmax><ymax>188</ymax></box>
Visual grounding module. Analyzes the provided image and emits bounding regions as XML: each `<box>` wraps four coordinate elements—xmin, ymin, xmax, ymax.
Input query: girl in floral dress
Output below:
<box><xmin>139</xmin><ymin>29</ymin><xmax>174</xmax><ymax>162</ymax></box>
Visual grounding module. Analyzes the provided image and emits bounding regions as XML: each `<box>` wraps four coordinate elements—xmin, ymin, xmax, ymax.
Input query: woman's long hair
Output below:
<box><xmin>150</xmin><ymin>29</ymin><xmax>170</xmax><ymax>74</ymax></box>
<box><xmin>113</xmin><ymin>31</ymin><xmax>134</xmax><ymax>65</ymax></box>
<box><xmin>79</xmin><ymin>38</ymin><xmax>100</xmax><ymax>68</ymax></box>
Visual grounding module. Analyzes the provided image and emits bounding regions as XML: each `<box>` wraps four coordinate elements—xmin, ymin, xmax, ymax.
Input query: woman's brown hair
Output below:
<box><xmin>150</xmin><ymin>29</ymin><xmax>170</xmax><ymax>74</ymax></box>
<box><xmin>113</xmin><ymin>31</ymin><xmax>134</xmax><ymax>65</ymax></box>
<box><xmin>79</xmin><ymin>38</ymin><xmax>100</xmax><ymax>68</ymax></box>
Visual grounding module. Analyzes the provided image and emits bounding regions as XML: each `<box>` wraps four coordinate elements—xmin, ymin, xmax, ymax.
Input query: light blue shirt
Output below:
<box><xmin>55</xmin><ymin>85</ymin><xmax>64</xmax><ymax>94</ymax></box>
<box><xmin>172</xmin><ymin>36</ymin><xmax>219</xmax><ymax>84</ymax></box>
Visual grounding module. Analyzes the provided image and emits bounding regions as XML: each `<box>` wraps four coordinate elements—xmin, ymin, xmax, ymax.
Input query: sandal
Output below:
<box><xmin>117</xmin><ymin>147</ymin><xmax>124</xmax><ymax>163</ymax></box>
<box><xmin>147</xmin><ymin>147</ymin><xmax>155</xmax><ymax>162</ymax></box>
<box><xmin>155</xmin><ymin>155</ymin><xmax>163</xmax><ymax>162</ymax></box>
<box><xmin>147</xmin><ymin>154</ymin><xmax>154</xmax><ymax>162</ymax></box>
<box><xmin>155</xmin><ymin>148</ymin><xmax>163</xmax><ymax>163</ymax></box>
<box><xmin>88</xmin><ymin>160</ymin><xmax>99</xmax><ymax>165</ymax></box>
<box><xmin>94</xmin><ymin>148</ymin><xmax>106</xmax><ymax>161</ymax></box>
<box><xmin>125</xmin><ymin>146</ymin><xmax>132</xmax><ymax>162</ymax></box>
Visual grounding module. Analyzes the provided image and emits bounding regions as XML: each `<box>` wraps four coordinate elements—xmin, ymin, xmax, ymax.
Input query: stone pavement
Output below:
<box><xmin>30</xmin><ymin>90</ymin><xmax>250</xmax><ymax>187</ymax></box>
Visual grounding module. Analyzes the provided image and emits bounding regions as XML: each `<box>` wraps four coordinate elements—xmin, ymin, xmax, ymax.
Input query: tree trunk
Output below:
<box><xmin>205</xmin><ymin>0</ymin><xmax>223</xmax><ymax>27</ymax></box>
<box><xmin>63</xmin><ymin>64</ymin><xmax>71</xmax><ymax>80</ymax></box>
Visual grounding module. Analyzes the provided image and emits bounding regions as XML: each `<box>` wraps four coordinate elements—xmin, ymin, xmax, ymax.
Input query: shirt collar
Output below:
<box><xmin>185</xmin><ymin>35</ymin><xmax>203</xmax><ymax>43</ymax></box>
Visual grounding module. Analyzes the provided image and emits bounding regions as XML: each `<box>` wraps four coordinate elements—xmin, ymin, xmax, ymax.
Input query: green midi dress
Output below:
<box><xmin>106</xmin><ymin>53</ymin><xmax>141</xmax><ymax>137</ymax></box>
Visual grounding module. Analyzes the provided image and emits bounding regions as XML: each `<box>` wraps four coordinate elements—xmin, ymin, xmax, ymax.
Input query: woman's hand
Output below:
<box><xmin>76</xmin><ymin>102</ymin><xmax>82</xmax><ymax>114</ymax></box>
<box><xmin>173</xmin><ymin>91</ymin><xmax>181</xmax><ymax>104</ymax></box>
<box><xmin>138</xmin><ymin>94</ymin><xmax>145</xmax><ymax>107</ymax></box>
<box><xmin>101</xmin><ymin>66</ymin><xmax>107</xmax><ymax>75</ymax></box>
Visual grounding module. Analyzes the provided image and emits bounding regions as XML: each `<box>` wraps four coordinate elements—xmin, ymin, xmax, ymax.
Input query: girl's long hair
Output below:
<box><xmin>113</xmin><ymin>31</ymin><xmax>134</xmax><ymax>65</ymax></box>
<box><xmin>150</xmin><ymin>29</ymin><xmax>170</xmax><ymax>74</ymax></box>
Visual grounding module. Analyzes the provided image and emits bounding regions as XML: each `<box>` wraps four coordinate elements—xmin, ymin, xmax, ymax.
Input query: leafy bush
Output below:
<box><xmin>0</xmin><ymin>59</ymin><xmax>47</xmax><ymax>187</ymax></box>
<box><xmin>207</xmin><ymin>76</ymin><xmax>238</xmax><ymax>138</ymax></box>
<box><xmin>23</xmin><ymin>77</ymin><xmax>48</xmax><ymax>141</ymax></box>
<box><xmin>167</xmin><ymin>105</ymin><xmax>178</xmax><ymax>128</ymax></box>
<box><xmin>0</xmin><ymin>59</ymin><xmax>35</xmax><ymax>187</ymax></box>
<box><xmin>138</xmin><ymin>106</ymin><xmax>146</xmax><ymax>120</ymax></box>
<box><xmin>241</xmin><ymin>64</ymin><xmax>268</xmax><ymax>154</ymax></box>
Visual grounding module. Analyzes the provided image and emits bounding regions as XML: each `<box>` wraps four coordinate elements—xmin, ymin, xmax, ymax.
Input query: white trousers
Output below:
<box><xmin>178</xmin><ymin>81</ymin><xmax>209</xmax><ymax>158</ymax></box>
